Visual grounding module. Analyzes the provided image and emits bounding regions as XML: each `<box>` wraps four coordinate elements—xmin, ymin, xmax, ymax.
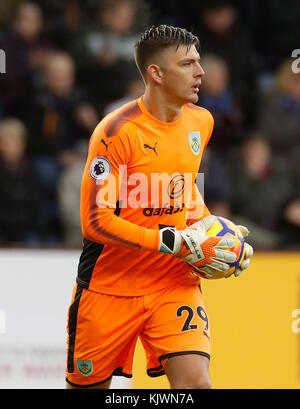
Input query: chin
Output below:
<box><xmin>175</xmin><ymin>92</ymin><xmax>199</xmax><ymax>106</ymax></box>
<box><xmin>187</xmin><ymin>93</ymin><xmax>199</xmax><ymax>104</ymax></box>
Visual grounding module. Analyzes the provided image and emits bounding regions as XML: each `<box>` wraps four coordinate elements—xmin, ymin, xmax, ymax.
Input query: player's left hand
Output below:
<box><xmin>234</xmin><ymin>225</ymin><xmax>253</xmax><ymax>277</ymax></box>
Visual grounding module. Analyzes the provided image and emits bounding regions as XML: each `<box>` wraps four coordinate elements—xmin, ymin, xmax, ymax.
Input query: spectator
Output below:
<box><xmin>138</xmin><ymin>0</ymin><xmax>183</xmax><ymax>26</ymax></box>
<box><xmin>58</xmin><ymin>142</ymin><xmax>88</xmax><ymax>247</ymax></box>
<box><xmin>198</xmin><ymin>54</ymin><xmax>244</xmax><ymax>152</ymax></box>
<box><xmin>0</xmin><ymin>0</ymin><xmax>23</xmax><ymax>28</ymax></box>
<box><xmin>0</xmin><ymin>1</ymin><xmax>53</xmax><ymax>116</ymax></box>
<box><xmin>73</xmin><ymin>0</ymin><xmax>148</xmax><ymax>109</ymax></box>
<box><xmin>194</xmin><ymin>0</ymin><xmax>257</xmax><ymax>125</ymax></box>
<box><xmin>257</xmin><ymin>58</ymin><xmax>300</xmax><ymax>190</ymax></box>
<box><xmin>252</xmin><ymin>0</ymin><xmax>300</xmax><ymax>74</ymax></box>
<box><xmin>102</xmin><ymin>64</ymin><xmax>145</xmax><ymax>116</ymax></box>
<box><xmin>21</xmin><ymin>50</ymin><xmax>99</xmax><ymax>241</ymax></box>
<box><xmin>281</xmin><ymin>198</ymin><xmax>300</xmax><ymax>249</ymax></box>
<box><xmin>0</xmin><ymin>118</ymin><xmax>45</xmax><ymax>244</ymax></box>
<box><xmin>227</xmin><ymin>135</ymin><xmax>296</xmax><ymax>249</ymax></box>
<box><xmin>199</xmin><ymin>146</ymin><xmax>232</xmax><ymax>219</ymax></box>
<box><xmin>33</xmin><ymin>0</ymin><xmax>83</xmax><ymax>50</ymax></box>
<box><xmin>23</xmin><ymin>50</ymin><xmax>98</xmax><ymax>165</ymax></box>
<box><xmin>85</xmin><ymin>0</ymin><xmax>143</xmax><ymax>64</ymax></box>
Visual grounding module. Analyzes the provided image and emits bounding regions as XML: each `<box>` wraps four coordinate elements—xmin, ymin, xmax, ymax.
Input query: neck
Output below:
<box><xmin>142</xmin><ymin>86</ymin><xmax>183</xmax><ymax>123</ymax></box>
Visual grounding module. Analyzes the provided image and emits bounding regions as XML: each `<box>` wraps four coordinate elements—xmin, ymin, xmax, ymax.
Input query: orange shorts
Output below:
<box><xmin>66</xmin><ymin>283</ymin><xmax>211</xmax><ymax>387</ymax></box>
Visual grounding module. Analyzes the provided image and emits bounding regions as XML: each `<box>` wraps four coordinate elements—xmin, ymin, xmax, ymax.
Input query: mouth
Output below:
<box><xmin>192</xmin><ymin>82</ymin><xmax>201</xmax><ymax>93</ymax></box>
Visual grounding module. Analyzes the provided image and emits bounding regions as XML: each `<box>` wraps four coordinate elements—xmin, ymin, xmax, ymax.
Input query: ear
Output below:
<box><xmin>147</xmin><ymin>64</ymin><xmax>163</xmax><ymax>85</ymax></box>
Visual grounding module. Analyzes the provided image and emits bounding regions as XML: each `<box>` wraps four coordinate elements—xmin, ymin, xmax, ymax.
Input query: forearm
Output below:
<box><xmin>82</xmin><ymin>206</ymin><xmax>160</xmax><ymax>251</ymax></box>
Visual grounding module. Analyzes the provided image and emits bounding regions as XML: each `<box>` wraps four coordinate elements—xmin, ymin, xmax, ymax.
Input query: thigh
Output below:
<box><xmin>141</xmin><ymin>284</ymin><xmax>211</xmax><ymax>377</ymax></box>
<box><xmin>66</xmin><ymin>284</ymin><xmax>144</xmax><ymax>387</ymax></box>
<box><xmin>165</xmin><ymin>353</ymin><xmax>211</xmax><ymax>389</ymax></box>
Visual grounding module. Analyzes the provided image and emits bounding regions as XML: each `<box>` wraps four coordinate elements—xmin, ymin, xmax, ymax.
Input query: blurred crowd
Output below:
<box><xmin>0</xmin><ymin>0</ymin><xmax>299</xmax><ymax>249</ymax></box>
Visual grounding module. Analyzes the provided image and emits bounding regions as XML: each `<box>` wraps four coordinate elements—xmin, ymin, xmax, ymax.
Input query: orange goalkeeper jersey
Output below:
<box><xmin>77</xmin><ymin>97</ymin><xmax>214</xmax><ymax>296</ymax></box>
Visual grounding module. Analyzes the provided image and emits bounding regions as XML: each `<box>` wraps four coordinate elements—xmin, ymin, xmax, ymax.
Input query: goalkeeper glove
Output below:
<box><xmin>159</xmin><ymin>215</ymin><xmax>237</xmax><ymax>272</ymax></box>
<box><xmin>234</xmin><ymin>225</ymin><xmax>254</xmax><ymax>277</ymax></box>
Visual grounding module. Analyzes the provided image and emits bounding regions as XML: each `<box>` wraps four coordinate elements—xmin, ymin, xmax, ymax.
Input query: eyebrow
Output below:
<box><xmin>179</xmin><ymin>57</ymin><xmax>201</xmax><ymax>64</ymax></box>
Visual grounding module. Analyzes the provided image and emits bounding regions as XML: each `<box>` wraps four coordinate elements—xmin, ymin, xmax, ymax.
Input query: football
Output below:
<box><xmin>192</xmin><ymin>216</ymin><xmax>246</xmax><ymax>280</ymax></box>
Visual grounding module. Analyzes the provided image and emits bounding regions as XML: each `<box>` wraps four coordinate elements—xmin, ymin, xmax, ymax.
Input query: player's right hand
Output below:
<box><xmin>234</xmin><ymin>225</ymin><xmax>254</xmax><ymax>277</ymax></box>
<box><xmin>159</xmin><ymin>215</ymin><xmax>237</xmax><ymax>272</ymax></box>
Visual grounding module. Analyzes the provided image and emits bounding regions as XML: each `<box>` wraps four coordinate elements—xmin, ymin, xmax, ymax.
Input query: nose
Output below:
<box><xmin>195</xmin><ymin>63</ymin><xmax>205</xmax><ymax>78</ymax></box>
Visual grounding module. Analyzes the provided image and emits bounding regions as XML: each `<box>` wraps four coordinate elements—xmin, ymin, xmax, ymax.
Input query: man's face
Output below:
<box><xmin>159</xmin><ymin>44</ymin><xmax>205</xmax><ymax>105</ymax></box>
<box><xmin>44</xmin><ymin>56</ymin><xmax>75</xmax><ymax>97</ymax></box>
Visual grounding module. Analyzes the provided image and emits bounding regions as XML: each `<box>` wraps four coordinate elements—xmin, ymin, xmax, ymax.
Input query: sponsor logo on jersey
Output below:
<box><xmin>143</xmin><ymin>203</ymin><xmax>185</xmax><ymax>217</ymax></box>
<box><xmin>167</xmin><ymin>174</ymin><xmax>185</xmax><ymax>199</ymax></box>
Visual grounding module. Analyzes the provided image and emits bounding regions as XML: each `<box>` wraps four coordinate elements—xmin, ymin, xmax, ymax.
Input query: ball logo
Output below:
<box><xmin>167</xmin><ymin>174</ymin><xmax>185</xmax><ymax>199</ymax></box>
<box><xmin>89</xmin><ymin>157</ymin><xmax>111</xmax><ymax>181</ymax></box>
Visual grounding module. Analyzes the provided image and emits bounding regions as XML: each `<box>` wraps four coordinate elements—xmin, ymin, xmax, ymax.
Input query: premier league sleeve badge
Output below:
<box><xmin>89</xmin><ymin>157</ymin><xmax>111</xmax><ymax>181</ymax></box>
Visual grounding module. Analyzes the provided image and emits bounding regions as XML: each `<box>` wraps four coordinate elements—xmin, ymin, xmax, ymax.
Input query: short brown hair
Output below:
<box><xmin>134</xmin><ymin>25</ymin><xmax>200</xmax><ymax>78</ymax></box>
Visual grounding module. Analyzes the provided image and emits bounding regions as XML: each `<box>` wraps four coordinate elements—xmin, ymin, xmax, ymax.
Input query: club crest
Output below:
<box><xmin>188</xmin><ymin>132</ymin><xmax>201</xmax><ymax>155</ymax></box>
<box><xmin>76</xmin><ymin>359</ymin><xmax>93</xmax><ymax>376</ymax></box>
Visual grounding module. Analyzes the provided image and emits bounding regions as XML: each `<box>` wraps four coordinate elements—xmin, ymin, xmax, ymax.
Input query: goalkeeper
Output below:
<box><xmin>66</xmin><ymin>25</ymin><xmax>253</xmax><ymax>389</ymax></box>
